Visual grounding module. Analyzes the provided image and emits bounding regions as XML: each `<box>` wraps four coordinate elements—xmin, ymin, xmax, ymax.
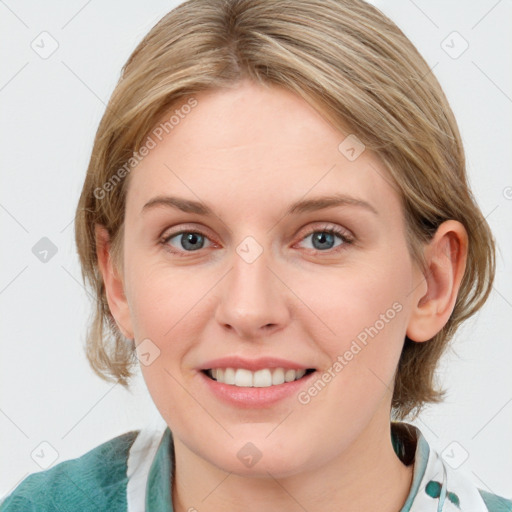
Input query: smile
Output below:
<box><xmin>204</xmin><ymin>368</ymin><xmax>315</xmax><ymax>387</ymax></box>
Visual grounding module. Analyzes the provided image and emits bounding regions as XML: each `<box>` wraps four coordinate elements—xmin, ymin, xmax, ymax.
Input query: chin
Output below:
<box><xmin>202</xmin><ymin>436</ymin><xmax>314</xmax><ymax>479</ymax></box>
<box><xmin>221</xmin><ymin>455</ymin><xmax>310</xmax><ymax>479</ymax></box>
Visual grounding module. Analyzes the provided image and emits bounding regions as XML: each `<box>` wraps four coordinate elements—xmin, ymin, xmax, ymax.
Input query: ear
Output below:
<box><xmin>406</xmin><ymin>220</ymin><xmax>468</xmax><ymax>342</ymax></box>
<box><xmin>95</xmin><ymin>225</ymin><xmax>134</xmax><ymax>339</ymax></box>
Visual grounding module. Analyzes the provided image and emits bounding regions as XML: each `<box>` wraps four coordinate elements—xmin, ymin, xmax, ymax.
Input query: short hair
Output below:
<box><xmin>74</xmin><ymin>0</ymin><xmax>495</xmax><ymax>420</ymax></box>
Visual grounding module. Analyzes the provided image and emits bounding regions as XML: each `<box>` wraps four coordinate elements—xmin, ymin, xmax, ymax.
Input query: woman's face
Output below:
<box><xmin>119</xmin><ymin>79</ymin><xmax>423</xmax><ymax>476</ymax></box>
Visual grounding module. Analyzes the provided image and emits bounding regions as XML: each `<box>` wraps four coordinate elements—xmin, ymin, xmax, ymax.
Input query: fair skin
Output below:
<box><xmin>96</xmin><ymin>79</ymin><xmax>467</xmax><ymax>512</ymax></box>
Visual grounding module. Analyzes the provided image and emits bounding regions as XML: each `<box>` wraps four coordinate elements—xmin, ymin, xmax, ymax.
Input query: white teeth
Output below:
<box><xmin>284</xmin><ymin>369</ymin><xmax>296</xmax><ymax>382</ymax></box>
<box><xmin>253</xmin><ymin>369</ymin><xmax>272</xmax><ymax>387</ymax></box>
<box><xmin>295</xmin><ymin>369</ymin><xmax>306</xmax><ymax>380</ymax></box>
<box><xmin>224</xmin><ymin>367</ymin><xmax>236</xmax><ymax>385</ymax></box>
<box><xmin>235</xmin><ymin>368</ymin><xmax>253</xmax><ymax>387</ymax></box>
<box><xmin>272</xmin><ymin>368</ymin><xmax>285</xmax><ymax>385</ymax></box>
<box><xmin>207</xmin><ymin>367</ymin><xmax>310</xmax><ymax>387</ymax></box>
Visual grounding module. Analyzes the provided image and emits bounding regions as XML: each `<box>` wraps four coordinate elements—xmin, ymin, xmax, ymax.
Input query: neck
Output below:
<box><xmin>171</xmin><ymin>419</ymin><xmax>414</xmax><ymax>512</ymax></box>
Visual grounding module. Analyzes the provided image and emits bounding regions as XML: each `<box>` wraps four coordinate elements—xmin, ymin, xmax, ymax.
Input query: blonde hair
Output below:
<box><xmin>75</xmin><ymin>0</ymin><xmax>495</xmax><ymax>420</ymax></box>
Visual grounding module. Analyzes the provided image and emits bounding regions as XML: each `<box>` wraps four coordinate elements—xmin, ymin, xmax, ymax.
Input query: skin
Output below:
<box><xmin>96</xmin><ymin>79</ymin><xmax>468</xmax><ymax>512</ymax></box>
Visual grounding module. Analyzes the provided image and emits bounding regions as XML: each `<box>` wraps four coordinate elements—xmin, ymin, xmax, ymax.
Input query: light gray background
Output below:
<box><xmin>1</xmin><ymin>0</ymin><xmax>511</xmax><ymax>500</ymax></box>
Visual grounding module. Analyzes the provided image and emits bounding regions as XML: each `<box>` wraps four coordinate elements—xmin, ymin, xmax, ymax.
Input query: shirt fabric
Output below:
<box><xmin>1</xmin><ymin>422</ymin><xmax>510</xmax><ymax>511</ymax></box>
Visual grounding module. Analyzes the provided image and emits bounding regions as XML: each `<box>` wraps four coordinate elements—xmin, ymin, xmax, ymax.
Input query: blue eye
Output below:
<box><xmin>298</xmin><ymin>228</ymin><xmax>351</xmax><ymax>252</ymax></box>
<box><xmin>161</xmin><ymin>225</ymin><xmax>353</xmax><ymax>257</ymax></box>
<box><xmin>164</xmin><ymin>231</ymin><xmax>212</xmax><ymax>253</ymax></box>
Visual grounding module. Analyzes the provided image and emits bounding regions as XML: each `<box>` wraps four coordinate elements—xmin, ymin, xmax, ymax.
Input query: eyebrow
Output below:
<box><xmin>141</xmin><ymin>193</ymin><xmax>378</xmax><ymax>217</ymax></box>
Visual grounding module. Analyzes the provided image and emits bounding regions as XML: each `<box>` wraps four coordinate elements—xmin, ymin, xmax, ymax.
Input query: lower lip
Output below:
<box><xmin>199</xmin><ymin>370</ymin><xmax>317</xmax><ymax>408</ymax></box>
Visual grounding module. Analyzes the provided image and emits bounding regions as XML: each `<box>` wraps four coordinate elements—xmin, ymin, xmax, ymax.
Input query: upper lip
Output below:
<box><xmin>198</xmin><ymin>356</ymin><xmax>314</xmax><ymax>372</ymax></box>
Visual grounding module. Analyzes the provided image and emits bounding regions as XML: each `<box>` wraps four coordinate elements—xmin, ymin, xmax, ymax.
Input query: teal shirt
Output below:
<box><xmin>1</xmin><ymin>423</ymin><xmax>510</xmax><ymax>511</ymax></box>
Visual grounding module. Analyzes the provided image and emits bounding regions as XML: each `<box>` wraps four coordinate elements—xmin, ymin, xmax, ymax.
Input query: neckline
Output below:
<box><xmin>145</xmin><ymin>422</ymin><xmax>431</xmax><ymax>512</ymax></box>
<box><xmin>391</xmin><ymin>422</ymin><xmax>432</xmax><ymax>512</ymax></box>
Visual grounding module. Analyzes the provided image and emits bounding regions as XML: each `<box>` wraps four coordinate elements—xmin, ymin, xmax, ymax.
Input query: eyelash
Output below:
<box><xmin>160</xmin><ymin>226</ymin><xmax>354</xmax><ymax>257</ymax></box>
<box><xmin>160</xmin><ymin>224</ymin><xmax>354</xmax><ymax>257</ymax></box>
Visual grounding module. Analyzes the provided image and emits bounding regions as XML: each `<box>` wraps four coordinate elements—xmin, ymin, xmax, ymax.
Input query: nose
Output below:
<box><xmin>214</xmin><ymin>243</ymin><xmax>291</xmax><ymax>340</ymax></box>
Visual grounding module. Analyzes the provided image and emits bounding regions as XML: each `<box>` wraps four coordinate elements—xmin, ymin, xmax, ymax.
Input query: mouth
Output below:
<box><xmin>197</xmin><ymin>357</ymin><xmax>318</xmax><ymax>407</ymax></box>
<box><xmin>202</xmin><ymin>367</ymin><xmax>316</xmax><ymax>388</ymax></box>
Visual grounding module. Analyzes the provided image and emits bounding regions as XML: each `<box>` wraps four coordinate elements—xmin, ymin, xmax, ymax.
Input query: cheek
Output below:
<box><xmin>126</xmin><ymin>258</ymin><xmax>200</xmax><ymax>336</ymax></box>
<box><xmin>127</xmin><ymin>263</ymin><xmax>205</xmax><ymax>419</ymax></box>
<box><xmin>294</xmin><ymin>253</ymin><xmax>414</xmax><ymax>416</ymax></box>
<box><xmin>300</xmin><ymin>255</ymin><xmax>412</xmax><ymax>352</ymax></box>
<box><xmin>124</xmin><ymin>260</ymin><xmax>220</xmax><ymax>393</ymax></box>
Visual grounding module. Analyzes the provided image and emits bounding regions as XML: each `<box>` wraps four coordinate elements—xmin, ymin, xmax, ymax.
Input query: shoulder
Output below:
<box><xmin>0</xmin><ymin>430</ymin><xmax>140</xmax><ymax>512</ymax></box>
<box><xmin>393</xmin><ymin>423</ymin><xmax>512</xmax><ymax>512</ymax></box>
<box><xmin>478</xmin><ymin>489</ymin><xmax>512</xmax><ymax>512</ymax></box>
<box><xmin>432</xmin><ymin>454</ymin><xmax>512</xmax><ymax>512</ymax></box>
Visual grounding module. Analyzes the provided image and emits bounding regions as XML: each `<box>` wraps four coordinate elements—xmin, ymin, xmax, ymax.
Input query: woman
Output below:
<box><xmin>2</xmin><ymin>0</ymin><xmax>510</xmax><ymax>510</ymax></box>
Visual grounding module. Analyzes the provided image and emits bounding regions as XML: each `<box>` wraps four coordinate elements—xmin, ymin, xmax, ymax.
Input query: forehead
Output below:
<box><xmin>125</xmin><ymin>80</ymin><xmax>402</xmax><ymax>223</ymax></box>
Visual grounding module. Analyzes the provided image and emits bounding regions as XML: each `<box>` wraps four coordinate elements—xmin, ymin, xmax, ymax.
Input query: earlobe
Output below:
<box><xmin>406</xmin><ymin>220</ymin><xmax>468</xmax><ymax>342</ymax></box>
<box><xmin>95</xmin><ymin>225</ymin><xmax>134</xmax><ymax>339</ymax></box>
